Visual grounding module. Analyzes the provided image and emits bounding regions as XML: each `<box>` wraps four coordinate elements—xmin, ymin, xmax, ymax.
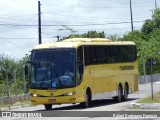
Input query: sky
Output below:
<box><xmin>0</xmin><ymin>0</ymin><xmax>158</xmax><ymax>59</ymax></box>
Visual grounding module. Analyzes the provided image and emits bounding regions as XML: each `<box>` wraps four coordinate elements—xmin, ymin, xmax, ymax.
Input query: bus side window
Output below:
<box><xmin>77</xmin><ymin>46</ymin><xmax>84</xmax><ymax>85</ymax></box>
<box><xmin>84</xmin><ymin>46</ymin><xmax>91</xmax><ymax>65</ymax></box>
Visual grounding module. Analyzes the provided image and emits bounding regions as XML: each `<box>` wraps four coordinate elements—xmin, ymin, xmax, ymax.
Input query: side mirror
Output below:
<box><xmin>25</xmin><ymin>65</ymin><xmax>28</xmax><ymax>75</ymax></box>
<box><xmin>25</xmin><ymin>61</ymin><xmax>31</xmax><ymax>75</ymax></box>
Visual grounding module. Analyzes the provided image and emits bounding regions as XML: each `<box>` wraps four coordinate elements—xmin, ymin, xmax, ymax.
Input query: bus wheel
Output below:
<box><xmin>44</xmin><ymin>104</ymin><xmax>52</xmax><ymax>110</ymax></box>
<box><xmin>122</xmin><ymin>85</ymin><xmax>128</xmax><ymax>101</ymax></box>
<box><xmin>115</xmin><ymin>85</ymin><xmax>123</xmax><ymax>102</ymax></box>
<box><xmin>80</xmin><ymin>91</ymin><xmax>90</xmax><ymax>108</ymax></box>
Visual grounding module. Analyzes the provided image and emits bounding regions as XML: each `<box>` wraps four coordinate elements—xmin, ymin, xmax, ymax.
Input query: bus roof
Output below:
<box><xmin>33</xmin><ymin>38</ymin><xmax>136</xmax><ymax>50</ymax></box>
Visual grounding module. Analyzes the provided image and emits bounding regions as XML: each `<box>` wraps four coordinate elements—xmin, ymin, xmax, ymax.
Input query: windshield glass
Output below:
<box><xmin>30</xmin><ymin>48</ymin><xmax>76</xmax><ymax>89</ymax></box>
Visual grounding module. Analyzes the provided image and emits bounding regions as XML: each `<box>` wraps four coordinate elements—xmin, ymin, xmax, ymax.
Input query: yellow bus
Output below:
<box><xmin>28</xmin><ymin>38</ymin><xmax>138</xmax><ymax>110</ymax></box>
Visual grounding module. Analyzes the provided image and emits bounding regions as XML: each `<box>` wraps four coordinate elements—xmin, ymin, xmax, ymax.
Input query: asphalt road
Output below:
<box><xmin>1</xmin><ymin>82</ymin><xmax>160</xmax><ymax>120</ymax></box>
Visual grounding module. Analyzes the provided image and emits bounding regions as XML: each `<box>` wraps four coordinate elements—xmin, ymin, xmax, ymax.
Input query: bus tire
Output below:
<box><xmin>44</xmin><ymin>104</ymin><xmax>52</xmax><ymax>110</ymax></box>
<box><xmin>114</xmin><ymin>85</ymin><xmax>123</xmax><ymax>102</ymax></box>
<box><xmin>122</xmin><ymin>84</ymin><xmax>129</xmax><ymax>101</ymax></box>
<box><xmin>80</xmin><ymin>90</ymin><xmax>91</xmax><ymax>108</ymax></box>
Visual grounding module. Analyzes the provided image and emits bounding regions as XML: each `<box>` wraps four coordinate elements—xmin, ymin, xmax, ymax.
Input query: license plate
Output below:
<box><xmin>48</xmin><ymin>99</ymin><xmax>56</xmax><ymax>102</ymax></box>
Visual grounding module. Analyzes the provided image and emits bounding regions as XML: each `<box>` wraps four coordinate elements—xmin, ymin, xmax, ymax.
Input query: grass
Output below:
<box><xmin>0</xmin><ymin>100</ymin><xmax>31</xmax><ymax>109</ymax></box>
<box><xmin>138</xmin><ymin>92</ymin><xmax>160</xmax><ymax>103</ymax></box>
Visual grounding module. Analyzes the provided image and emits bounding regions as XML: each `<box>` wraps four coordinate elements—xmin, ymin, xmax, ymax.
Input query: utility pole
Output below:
<box><xmin>22</xmin><ymin>65</ymin><xmax>26</xmax><ymax>94</ymax></box>
<box><xmin>149</xmin><ymin>9</ymin><xmax>154</xmax><ymax>20</ymax></box>
<box><xmin>155</xmin><ymin>0</ymin><xmax>157</xmax><ymax>9</ymax></box>
<box><xmin>0</xmin><ymin>66</ymin><xmax>9</xmax><ymax>96</ymax></box>
<box><xmin>13</xmin><ymin>69</ymin><xmax>17</xmax><ymax>96</ymax></box>
<box><xmin>147</xmin><ymin>58</ymin><xmax>156</xmax><ymax>99</ymax></box>
<box><xmin>38</xmin><ymin>1</ymin><xmax>42</xmax><ymax>44</ymax></box>
<box><xmin>130</xmin><ymin>0</ymin><xmax>134</xmax><ymax>31</ymax></box>
<box><xmin>150</xmin><ymin>58</ymin><xmax>154</xmax><ymax>99</ymax></box>
<box><xmin>6</xmin><ymin>69</ymin><xmax>9</xmax><ymax>96</ymax></box>
<box><xmin>142</xmin><ymin>54</ymin><xmax>146</xmax><ymax>84</ymax></box>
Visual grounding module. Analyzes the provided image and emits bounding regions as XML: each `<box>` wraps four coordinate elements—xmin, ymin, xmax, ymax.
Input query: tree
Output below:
<box><xmin>0</xmin><ymin>53</ymin><xmax>17</xmax><ymax>82</ymax></box>
<box><xmin>58</xmin><ymin>25</ymin><xmax>77</xmax><ymax>34</ymax></box>
<box><xmin>150</xmin><ymin>27</ymin><xmax>160</xmax><ymax>42</ymax></box>
<box><xmin>106</xmin><ymin>34</ymin><xmax>120</xmax><ymax>41</ymax></box>
<box><xmin>138</xmin><ymin>39</ymin><xmax>160</xmax><ymax>75</ymax></box>
<box><xmin>121</xmin><ymin>32</ymin><xmax>160</xmax><ymax>75</ymax></box>
<box><xmin>153</xmin><ymin>8</ymin><xmax>160</xmax><ymax>28</ymax></box>
<box><xmin>121</xmin><ymin>30</ymin><xmax>143</xmax><ymax>45</ymax></box>
<box><xmin>141</xmin><ymin>19</ymin><xmax>156</xmax><ymax>38</ymax></box>
<box><xmin>0</xmin><ymin>53</ymin><xmax>30</xmax><ymax>96</ymax></box>
<box><xmin>141</xmin><ymin>8</ymin><xmax>160</xmax><ymax>38</ymax></box>
<box><xmin>61</xmin><ymin>31</ymin><xmax>105</xmax><ymax>40</ymax></box>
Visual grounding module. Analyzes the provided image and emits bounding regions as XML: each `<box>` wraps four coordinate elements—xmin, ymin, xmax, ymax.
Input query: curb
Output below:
<box><xmin>0</xmin><ymin>103</ymin><xmax>31</xmax><ymax>111</ymax></box>
<box><xmin>130</xmin><ymin>102</ymin><xmax>160</xmax><ymax>109</ymax></box>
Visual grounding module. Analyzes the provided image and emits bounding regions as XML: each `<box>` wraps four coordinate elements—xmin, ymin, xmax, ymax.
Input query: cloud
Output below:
<box><xmin>0</xmin><ymin>0</ymin><xmax>156</xmax><ymax>59</ymax></box>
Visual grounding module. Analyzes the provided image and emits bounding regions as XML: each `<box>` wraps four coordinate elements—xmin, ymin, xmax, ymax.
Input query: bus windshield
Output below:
<box><xmin>30</xmin><ymin>48</ymin><xmax>76</xmax><ymax>89</ymax></box>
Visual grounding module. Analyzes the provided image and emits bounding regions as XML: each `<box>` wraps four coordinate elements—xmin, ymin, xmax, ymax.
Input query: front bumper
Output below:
<box><xmin>31</xmin><ymin>95</ymin><xmax>78</xmax><ymax>105</ymax></box>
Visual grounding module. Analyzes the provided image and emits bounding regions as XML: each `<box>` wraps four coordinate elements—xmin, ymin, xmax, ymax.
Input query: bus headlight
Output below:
<box><xmin>63</xmin><ymin>91</ymin><xmax>76</xmax><ymax>96</ymax></box>
<box><xmin>30</xmin><ymin>93</ymin><xmax>41</xmax><ymax>97</ymax></box>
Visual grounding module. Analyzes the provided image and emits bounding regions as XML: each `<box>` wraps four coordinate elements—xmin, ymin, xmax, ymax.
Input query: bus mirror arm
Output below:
<box><xmin>24</xmin><ymin>61</ymin><xmax>31</xmax><ymax>76</ymax></box>
<box><xmin>25</xmin><ymin>61</ymin><xmax>31</xmax><ymax>64</ymax></box>
<box><xmin>25</xmin><ymin>65</ymin><xmax>28</xmax><ymax>75</ymax></box>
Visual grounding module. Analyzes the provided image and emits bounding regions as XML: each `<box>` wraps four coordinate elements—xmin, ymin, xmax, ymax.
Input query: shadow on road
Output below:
<box><xmin>37</xmin><ymin>98</ymin><xmax>138</xmax><ymax>111</ymax></box>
